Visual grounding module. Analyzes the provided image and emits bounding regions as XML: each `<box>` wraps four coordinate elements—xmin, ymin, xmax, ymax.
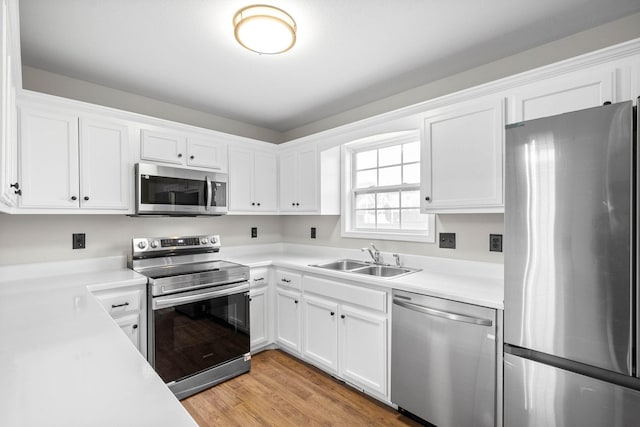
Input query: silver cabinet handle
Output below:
<box><xmin>393</xmin><ymin>299</ymin><xmax>493</xmax><ymax>326</ymax></box>
<box><xmin>153</xmin><ymin>282</ymin><xmax>249</xmax><ymax>310</ymax></box>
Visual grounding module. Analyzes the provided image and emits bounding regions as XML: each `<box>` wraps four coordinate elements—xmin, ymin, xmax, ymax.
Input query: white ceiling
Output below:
<box><xmin>18</xmin><ymin>0</ymin><xmax>640</xmax><ymax>133</ymax></box>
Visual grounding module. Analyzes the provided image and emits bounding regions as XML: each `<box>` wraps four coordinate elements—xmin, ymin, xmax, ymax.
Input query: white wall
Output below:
<box><xmin>0</xmin><ymin>215</ymin><xmax>282</xmax><ymax>265</ymax></box>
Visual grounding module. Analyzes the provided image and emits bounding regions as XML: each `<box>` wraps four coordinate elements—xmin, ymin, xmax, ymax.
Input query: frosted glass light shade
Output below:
<box><xmin>233</xmin><ymin>5</ymin><xmax>296</xmax><ymax>54</ymax></box>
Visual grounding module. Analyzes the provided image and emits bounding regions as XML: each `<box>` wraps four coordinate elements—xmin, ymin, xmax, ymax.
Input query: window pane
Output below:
<box><xmin>377</xmin><ymin>209</ymin><xmax>400</xmax><ymax>229</ymax></box>
<box><xmin>379</xmin><ymin>166</ymin><xmax>401</xmax><ymax>186</ymax></box>
<box><xmin>356</xmin><ymin>169</ymin><xmax>377</xmax><ymax>188</ymax></box>
<box><xmin>355</xmin><ymin>210</ymin><xmax>376</xmax><ymax>228</ymax></box>
<box><xmin>356</xmin><ymin>149</ymin><xmax>377</xmax><ymax>170</ymax></box>
<box><xmin>401</xmin><ymin>190</ymin><xmax>421</xmax><ymax>208</ymax></box>
<box><xmin>401</xmin><ymin>209</ymin><xmax>428</xmax><ymax>230</ymax></box>
<box><xmin>403</xmin><ymin>163</ymin><xmax>420</xmax><ymax>184</ymax></box>
<box><xmin>355</xmin><ymin>193</ymin><xmax>375</xmax><ymax>209</ymax></box>
<box><xmin>403</xmin><ymin>141</ymin><xmax>420</xmax><ymax>163</ymax></box>
<box><xmin>379</xmin><ymin>145</ymin><xmax>401</xmax><ymax>167</ymax></box>
<box><xmin>376</xmin><ymin>192</ymin><xmax>399</xmax><ymax>208</ymax></box>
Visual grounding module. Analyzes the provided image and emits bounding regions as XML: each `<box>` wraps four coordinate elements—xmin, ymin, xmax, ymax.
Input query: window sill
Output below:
<box><xmin>341</xmin><ymin>229</ymin><xmax>435</xmax><ymax>243</ymax></box>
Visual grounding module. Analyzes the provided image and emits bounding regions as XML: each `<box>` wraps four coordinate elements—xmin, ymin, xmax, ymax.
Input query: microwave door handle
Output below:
<box><xmin>205</xmin><ymin>178</ymin><xmax>213</xmax><ymax>211</ymax></box>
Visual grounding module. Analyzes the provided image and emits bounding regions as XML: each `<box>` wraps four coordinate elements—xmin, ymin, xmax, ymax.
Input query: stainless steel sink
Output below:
<box><xmin>310</xmin><ymin>259</ymin><xmax>420</xmax><ymax>278</ymax></box>
<box><xmin>313</xmin><ymin>259</ymin><xmax>370</xmax><ymax>271</ymax></box>
<box><xmin>351</xmin><ymin>265</ymin><xmax>417</xmax><ymax>277</ymax></box>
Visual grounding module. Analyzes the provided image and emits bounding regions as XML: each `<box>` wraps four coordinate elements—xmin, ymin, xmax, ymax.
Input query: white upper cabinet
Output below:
<box><xmin>0</xmin><ymin>0</ymin><xmax>19</xmax><ymax>209</ymax></box>
<box><xmin>19</xmin><ymin>105</ymin><xmax>131</xmax><ymax>211</ymax></box>
<box><xmin>79</xmin><ymin>118</ymin><xmax>130</xmax><ymax>209</ymax></box>
<box><xmin>140</xmin><ymin>129</ymin><xmax>228</xmax><ymax>172</ymax></box>
<box><xmin>228</xmin><ymin>146</ymin><xmax>277</xmax><ymax>213</ymax></box>
<box><xmin>279</xmin><ymin>145</ymin><xmax>317</xmax><ymax>212</ymax></box>
<box><xmin>508</xmin><ymin>65</ymin><xmax>616</xmax><ymax>123</ymax></box>
<box><xmin>420</xmin><ymin>97</ymin><xmax>505</xmax><ymax>213</ymax></box>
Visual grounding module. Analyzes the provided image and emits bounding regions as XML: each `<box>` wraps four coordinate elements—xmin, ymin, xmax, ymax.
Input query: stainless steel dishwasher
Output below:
<box><xmin>391</xmin><ymin>289</ymin><xmax>496</xmax><ymax>427</ymax></box>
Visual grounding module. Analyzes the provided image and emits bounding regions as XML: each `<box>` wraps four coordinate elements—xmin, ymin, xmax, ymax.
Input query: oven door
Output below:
<box><xmin>136</xmin><ymin>163</ymin><xmax>227</xmax><ymax>215</ymax></box>
<box><xmin>149</xmin><ymin>281</ymin><xmax>250</xmax><ymax>385</ymax></box>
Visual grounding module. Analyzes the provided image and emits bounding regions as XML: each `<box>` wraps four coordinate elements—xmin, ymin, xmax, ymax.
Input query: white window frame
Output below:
<box><xmin>341</xmin><ymin>130</ymin><xmax>435</xmax><ymax>243</ymax></box>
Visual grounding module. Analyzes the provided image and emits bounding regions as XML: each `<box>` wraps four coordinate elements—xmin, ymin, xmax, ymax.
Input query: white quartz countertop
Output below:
<box><xmin>0</xmin><ymin>258</ymin><xmax>197</xmax><ymax>427</ymax></box>
<box><xmin>222</xmin><ymin>244</ymin><xmax>504</xmax><ymax>310</ymax></box>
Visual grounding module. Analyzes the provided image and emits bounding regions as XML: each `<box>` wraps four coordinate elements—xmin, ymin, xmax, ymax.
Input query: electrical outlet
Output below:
<box><xmin>490</xmin><ymin>234</ymin><xmax>503</xmax><ymax>252</ymax></box>
<box><xmin>310</xmin><ymin>227</ymin><xmax>316</xmax><ymax>239</ymax></box>
<box><xmin>73</xmin><ymin>233</ymin><xmax>86</xmax><ymax>249</ymax></box>
<box><xmin>251</xmin><ymin>227</ymin><xmax>257</xmax><ymax>238</ymax></box>
<box><xmin>439</xmin><ymin>232</ymin><xmax>456</xmax><ymax>249</ymax></box>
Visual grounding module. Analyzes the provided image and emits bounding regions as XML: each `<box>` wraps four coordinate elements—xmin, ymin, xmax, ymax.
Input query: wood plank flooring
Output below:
<box><xmin>182</xmin><ymin>349</ymin><xmax>422</xmax><ymax>426</ymax></box>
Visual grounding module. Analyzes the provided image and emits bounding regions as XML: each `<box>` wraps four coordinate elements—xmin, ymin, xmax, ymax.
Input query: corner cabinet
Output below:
<box><xmin>420</xmin><ymin>97</ymin><xmax>505</xmax><ymax>213</ymax></box>
<box><xmin>278</xmin><ymin>145</ymin><xmax>317</xmax><ymax>212</ymax></box>
<box><xmin>18</xmin><ymin>105</ymin><xmax>131</xmax><ymax>211</ymax></box>
<box><xmin>228</xmin><ymin>146</ymin><xmax>277</xmax><ymax>213</ymax></box>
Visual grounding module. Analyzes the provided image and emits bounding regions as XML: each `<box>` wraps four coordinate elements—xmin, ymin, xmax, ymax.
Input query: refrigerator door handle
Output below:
<box><xmin>393</xmin><ymin>299</ymin><xmax>493</xmax><ymax>326</ymax></box>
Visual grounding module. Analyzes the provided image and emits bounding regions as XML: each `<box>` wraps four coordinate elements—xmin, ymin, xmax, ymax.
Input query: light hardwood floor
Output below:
<box><xmin>182</xmin><ymin>349</ymin><xmax>422</xmax><ymax>426</ymax></box>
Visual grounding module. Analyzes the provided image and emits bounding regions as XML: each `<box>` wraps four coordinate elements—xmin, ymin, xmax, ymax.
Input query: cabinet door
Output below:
<box><xmin>186</xmin><ymin>136</ymin><xmax>227</xmax><ymax>172</ymax></box>
<box><xmin>303</xmin><ymin>295</ymin><xmax>338</xmax><ymax>374</ymax></box>
<box><xmin>253</xmin><ymin>150</ymin><xmax>277</xmax><ymax>211</ymax></box>
<box><xmin>228</xmin><ymin>147</ymin><xmax>254</xmax><ymax>211</ymax></box>
<box><xmin>275</xmin><ymin>287</ymin><xmax>301</xmax><ymax>354</ymax></box>
<box><xmin>0</xmin><ymin>0</ymin><xmax>17</xmax><ymax>208</ymax></box>
<box><xmin>249</xmin><ymin>287</ymin><xmax>268</xmax><ymax>351</ymax></box>
<box><xmin>140</xmin><ymin>129</ymin><xmax>185</xmax><ymax>165</ymax></box>
<box><xmin>278</xmin><ymin>150</ymin><xmax>297</xmax><ymax>211</ymax></box>
<box><xmin>19</xmin><ymin>107</ymin><xmax>80</xmax><ymax>208</ymax></box>
<box><xmin>421</xmin><ymin>98</ymin><xmax>504</xmax><ymax>212</ymax></box>
<box><xmin>115</xmin><ymin>313</ymin><xmax>141</xmax><ymax>351</ymax></box>
<box><xmin>296</xmin><ymin>147</ymin><xmax>317</xmax><ymax>211</ymax></box>
<box><xmin>340</xmin><ymin>305</ymin><xmax>387</xmax><ymax>396</ymax></box>
<box><xmin>79</xmin><ymin>118</ymin><xmax>130</xmax><ymax>209</ymax></box>
<box><xmin>509</xmin><ymin>66</ymin><xmax>616</xmax><ymax>123</ymax></box>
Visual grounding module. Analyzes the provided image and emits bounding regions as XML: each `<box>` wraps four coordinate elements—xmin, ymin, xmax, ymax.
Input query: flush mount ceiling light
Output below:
<box><xmin>233</xmin><ymin>5</ymin><xmax>296</xmax><ymax>54</ymax></box>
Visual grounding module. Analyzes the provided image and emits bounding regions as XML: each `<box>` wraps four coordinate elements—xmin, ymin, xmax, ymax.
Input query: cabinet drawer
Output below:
<box><xmin>94</xmin><ymin>289</ymin><xmax>143</xmax><ymax>316</ymax></box>
<box><xmin>303</xmin><ymin>275</ymin><xmax>387</xmax><ymax>313</ymax></box>
<box><xmin>275</xmin><ymin>270</ymin><xmax>302</xmax><ymax>290</ymax></box>
<box><xmin>250</xmin><ymin>267</ymin><xmax>270</xmax><ymax>287</ymax></box>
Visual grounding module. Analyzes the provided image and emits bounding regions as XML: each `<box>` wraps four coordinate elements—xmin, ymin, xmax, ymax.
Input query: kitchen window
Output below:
<box><xmin>342</xmin><ymin>131</ymin><xmax>435</xmax><ymax>242</ymax></box>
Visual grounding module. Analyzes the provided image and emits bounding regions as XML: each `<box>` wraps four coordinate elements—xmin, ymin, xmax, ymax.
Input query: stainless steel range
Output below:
<box><xmin>129</xmin><ymin>234</ymin><xmax>251</xmax><ymax>400</ymax></box>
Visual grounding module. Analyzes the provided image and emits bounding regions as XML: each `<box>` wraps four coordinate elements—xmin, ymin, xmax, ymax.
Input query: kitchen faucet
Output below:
<box><xmin>361</xmin><ymin>243</ymin><xmax>382</xmax><ymax>264</ymax></box>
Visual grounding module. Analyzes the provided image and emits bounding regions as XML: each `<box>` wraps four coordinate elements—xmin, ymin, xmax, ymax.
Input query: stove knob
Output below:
<box><xmin>150</xmin><ymin>240</ymin><xmax>159</xmax><ymax>248</ymax></box>
<box><xmin>210</xmin><ymin>236</ymin><xmax>217</xmax><ymax>244</ymax></box>
<box><xmin>137</xmin><ymin>241</ymin><xmax>147</xmax><ymax>249</ymax></box>
<box><xmin>200</xmin><ymin>237</ymin><xmax>208</xmax><ymax>245</ymax></box>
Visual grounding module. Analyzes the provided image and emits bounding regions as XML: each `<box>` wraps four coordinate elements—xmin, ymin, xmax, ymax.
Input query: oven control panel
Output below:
<box><xmin>132</xmin><ymin>234</ymin><xmax>220</xmax><ymax>255</ymax></box>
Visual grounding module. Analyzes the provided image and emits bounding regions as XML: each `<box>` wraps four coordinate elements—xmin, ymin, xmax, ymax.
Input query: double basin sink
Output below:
<box><xmin>310</xmin><ymin>259</ymin><xmax>420</xmax><ymax>279</ymax></box>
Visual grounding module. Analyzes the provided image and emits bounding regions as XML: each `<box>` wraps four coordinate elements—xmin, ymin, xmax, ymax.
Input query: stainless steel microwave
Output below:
<box><xmin>135</xmin><ymin>163</ymin><xmax>228</xmax><ymax>216</ymax></box>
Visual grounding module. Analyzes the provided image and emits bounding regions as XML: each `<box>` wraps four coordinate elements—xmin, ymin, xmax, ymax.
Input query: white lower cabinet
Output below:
<box><xmin>91</xmin><ymin>283</ymin><xmax>146</xmax><ymax>358</ymax></box>
<box><xmin>249</xmin><ymin>267</ymin><xmax>270</xmax><ymax>352</ymax></box>
<box><xmin>275</xmin><ymin>286</ymin><xmax>302</xmax><ymax>354</ymax></box>
<box><xmin>302</xmin><ymin>275</ymin><xmax>389</xmax><ymax>398</ymax></box>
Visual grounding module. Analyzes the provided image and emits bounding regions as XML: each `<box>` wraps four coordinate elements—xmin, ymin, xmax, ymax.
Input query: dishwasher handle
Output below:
<box><xmin>393</xmin><ymin>298</ymin><xmax>493</xmax><ymax>326</ymax></box>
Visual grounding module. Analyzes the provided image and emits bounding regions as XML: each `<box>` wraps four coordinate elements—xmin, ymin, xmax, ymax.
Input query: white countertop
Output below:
<box><xmin>0</xmin><ymin>257</ymin><xmax>197</xmax><ymax>427</ymax></box>
<box><xmin>0</xmin><ymin>245</ymin><xmax>502</xmax><ymax>427</ymax></box>
<box><xmin>222</xmin><ymin>243</ymin><xmax>504</xmax><ymax>309</ymax></box>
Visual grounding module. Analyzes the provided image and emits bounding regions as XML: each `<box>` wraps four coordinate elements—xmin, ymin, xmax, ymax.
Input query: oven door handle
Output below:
<box><xmin>153</xmin><ymin>282</ymin><xmax>249</xmax><ymax>310</ymax></box>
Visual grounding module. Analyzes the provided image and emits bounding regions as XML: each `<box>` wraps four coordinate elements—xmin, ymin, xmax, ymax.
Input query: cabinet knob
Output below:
<box><xmin>132</xmin><ymin>324</ymin><xmax>138</xmax><ymax>330</ymax></box>
<box><xmin>340</xmin><ymin>314</ymin><xmax>345</xmax><ymax>319</ymax></box>
<box><xmin>425</xmin><ymin>196</ymin><xmax>431</xmax><ymax>201</ymax></box>
<box><xmin>292</xmin><ymin>202</ymin><xmax>296</xmax><ymax>206</ymax></box>
<box><xmin>257</xmin><ymin>202</ymin><xmax>261</xmax><ymax>206</ymax></box>
<box><xmin>10</xmin><ymin>182</ymin><xmax>19</xmax><ymax>190</ymax></box>
<box><xmin>330</xmin><ymin>311</ymin><xmax>335</xmax><ymax>316</ymax></box>
<box><xmin>71</xmin><ymin>196</ymin><xmax>77</xmax><ymax>201</ymax></box>
<box><xmin>251</xmin><ymin>202</ymin><xmax>255</xmax><ymax>206</ymax></box>
<box><xmin>294</xmin><ymin>300</ymin><xmax>299</xmax><ymax>304</ymax></box>
<box><xmin>190</xmin><ymin>155</ymin><xmax>195</xmax><ymax>160</ymax></box>
<box><xmin>178</xmin><ymin>153</ymin><xmax>183</xmax><ymax>158</ymax></box>
<box><xmin>296</xmin><ymin>203</ymin><xmax>299</xmax><ymax>206</ymax></box>
<box><xmin>249</xmin><ymin>297</ymin><xmax>253</xmax><ymax>302</ymax></box>
<box><xmin>84</xmin><ymin>196</ymin><xmax>90</xmax><ymax>201</ymax></box>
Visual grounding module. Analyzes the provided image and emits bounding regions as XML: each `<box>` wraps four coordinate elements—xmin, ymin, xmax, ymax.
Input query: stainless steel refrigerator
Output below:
<box><xmin>504</xmin><ymin>99</ymin><xmax>640</xmax><ymax>426</ymax></box>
